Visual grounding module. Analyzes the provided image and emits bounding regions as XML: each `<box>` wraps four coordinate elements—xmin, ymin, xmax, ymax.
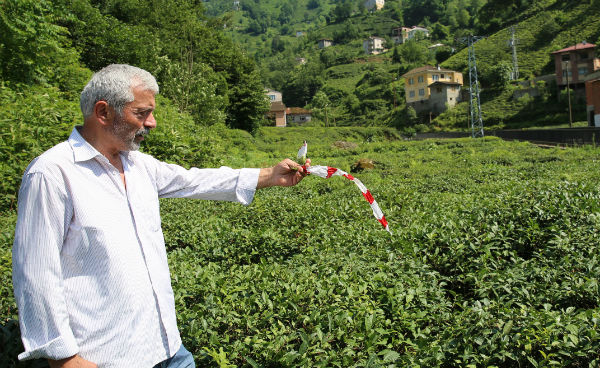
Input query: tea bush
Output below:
<box><xmin>1</xmin><ymin>128</ymin><xmax>600</xmax><ymax>367</ymax></box>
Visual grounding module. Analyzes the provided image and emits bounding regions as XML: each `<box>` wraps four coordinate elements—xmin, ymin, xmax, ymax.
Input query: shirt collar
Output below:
<box><xmin>68</xmin><ymin>126</ymin><xmax>132</xmax><ymax>163</ymax></box>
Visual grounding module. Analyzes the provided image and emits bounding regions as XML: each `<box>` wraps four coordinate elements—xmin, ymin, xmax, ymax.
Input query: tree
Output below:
<box><xmin>0</xmin><ymin>0</ymin><xmax>87</xmax><ymax>89</ymax></box>
<box><xmin>330</xmin><ymin>0</ymin><xmax>353</xmax><ymax>23</ymax></box>
<box><xmin>400</xmin><ymin>40</ymin><xmax>429</xmax><ymax>64</ymax></box>
<box><xmin>392</xmin><ymin>46</ymin><xmax>401</xmax><ymax>63</ymax></box>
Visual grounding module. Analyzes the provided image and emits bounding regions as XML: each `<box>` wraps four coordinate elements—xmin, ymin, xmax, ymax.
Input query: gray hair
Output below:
<box><xmin>80</xmin><ymin>64</ymin><xmax>159</xmax><ymax>118</ymax></box>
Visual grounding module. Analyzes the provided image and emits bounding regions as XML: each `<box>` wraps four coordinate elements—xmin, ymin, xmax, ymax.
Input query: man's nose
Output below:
<box><xmin>144</xmin><ymin>112</ymin><xmax>157</xmax><ymax>129</ymax></box>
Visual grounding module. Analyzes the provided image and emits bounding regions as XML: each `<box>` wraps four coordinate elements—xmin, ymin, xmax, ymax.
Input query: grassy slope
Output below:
<box><xmin>436</xmin><ymin>2</ymin><xmax>600</xmax><ymax>130</ymax></box>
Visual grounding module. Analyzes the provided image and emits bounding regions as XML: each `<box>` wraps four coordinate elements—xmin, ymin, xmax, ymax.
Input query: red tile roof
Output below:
<box><xmin>286</xmin><ymin>107</ymin><xmax>312</xmax><ymax>115</ymax></box>
<box><xmin>551</xmin><ymin>42</ymin><xmax>596</xmax><ymax>54</ymax></box>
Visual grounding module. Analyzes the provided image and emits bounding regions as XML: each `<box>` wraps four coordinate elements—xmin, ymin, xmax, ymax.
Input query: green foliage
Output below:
<box><xmin>3</xmin><ymin>127</ymin><xmax>600</xmax><ymax>366</ymax></box>
<box><xmin>0</xmin><ymin>85</ymin><xmax>79</xmax><ymax>212</ymax></box>
<box><xmin>0</xmin><ymin>0</ymin><xmax>88</xmax><ymax>91</ymax></box>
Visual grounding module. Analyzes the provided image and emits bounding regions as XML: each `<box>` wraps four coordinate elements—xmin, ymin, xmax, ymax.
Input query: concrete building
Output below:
<box><xmin>392</xmin><ymin>26</ymin><xmax>430</xmax><ymax>44</ymax></box>
<box><xmin>428</xmin><ymin>81</ymin><xmax>462</xmax><ymax>114</ymax></box>
<box><xmin>286</xmin><ymin>107</ymin><xmax>312</xmax><ymax>124</ymax></box>
<box><xmin>264</xmin><ymin>89</ymin><xmax>286</xmax><ymax>127</ymax></box>
<box><xmin>318</xmin><ymin>39</ymin><xmax>334</xmax><ymax>49</ymax></box>
<box><xmin>551</xmin><ymin>42</ymin><xmax>600</xmax><ymax>89</ymax></box>
<box><xmin>364</xmin><ymin>0</ymin><xmax>385</xmax><ymax>11</ymax></box>
<box><xmin>363</xmin><ymin>36</ymin><xmax>386</xmax><ymax>55</ymax></box>
<box><xmin>402</xmin><ymin>65</ymin><xmax>463</xmax><ymax>114</ymax></box>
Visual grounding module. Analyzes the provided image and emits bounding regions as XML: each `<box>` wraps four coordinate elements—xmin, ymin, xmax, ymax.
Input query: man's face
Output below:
<box><xmin>109</xmin><ymin>86</ymin><xmax>156</xmax><ymax>151</ymax></box>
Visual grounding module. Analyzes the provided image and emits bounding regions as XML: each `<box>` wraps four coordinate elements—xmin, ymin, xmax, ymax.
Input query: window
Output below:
<box><xmin>441</xmin><ymin>74</ymin><xmax>445</xmax><ymax>79</ymax></box>
<box><xmin>408</xmin><ymin>78</ymin><xmax>414</xmax><ymax>85</ymax></box>
<box><xmin>409</xmin><ymin>90</ymin><xmax>415</xmax><ymax>97</ymax></box>
<box><xmin>579</xmin><ymin>67</ymin><xmax>588</xmax><ymax>76</ymax></box>
<box><xmin>561</xmin><ymin>54</ymin><xmax>570</xmax><ymax>61</ymax></box>
<box><xmin>563</xmin><ymin>70</ymin><xmax>572</xmax><ymax>77</ymax></box>
<box><xmin>418</xmin><ymin>76</ymin><xmax>424</xmax><ymax>83</ymax></box>
<box><xmin>269</xmin><ymin>95</ymin><xmax>276</xmax><ymax>100</ymax></box>
<box><xmin>579</xmin><ymin>52</ymin><xmax>589</xmax><ymax>60</ymax></box>
<box><xmin>419</xmin><ymin>88</ymin><xmax>425</xmax><ymax>96</ymax></box>
<box><xmin>436</xmin><ymin>87</ymin><xmax>442</xmax><ymax>93</ymax></box>
<box><xmin>432</xmin><ymin>74</ymin><xmax>439</xmax><ymax>81</ymax></box>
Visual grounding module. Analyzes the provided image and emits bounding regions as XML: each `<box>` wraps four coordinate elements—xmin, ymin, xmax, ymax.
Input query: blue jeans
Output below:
<box><xmin>153</xmin><ymin>344</ymin><xmax>195</xmax><ymax>368</ymax></box>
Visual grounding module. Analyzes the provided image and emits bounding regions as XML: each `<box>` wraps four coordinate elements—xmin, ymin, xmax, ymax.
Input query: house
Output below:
<box><xmin>364</xmin><ymin>0</ymin><xmax>384</xmax><ymax>11</ymax></box>
<box><xmin>233</xmin><ymin>1</ymin><xmax>240</xmax><ymax>10</ymax></box>
<box><xmin>296</xmin><ymin>57</ymin><xmax>307</xmax><ymax>65</ymax></box>
<box><xmin>265</xmin><ymin>88</ymin><xmax>282</xmax><ymax>102</ymax></box>
<box><xmin>392</xmin><ymin>26</ymin><xmax>430</xmax><ymax>44</ymax></box>
<box><xmin>264</xmin><ymin>89</ymin><xmax>286</xmax><ymax>127</ymax></box>
<box><xmin>363</xmin><ymin>36</ymin><xmax>386</xmax><ymax>55</ymax></box>
<box><xmin>318</xmin><ymin>39</ymin><xmax>334</xmax><ymax>49</ymax></box>
<box><xmin>286</xmin><ymin>107</ymin><xmax>312</xmax><ymax>124</ymax></box>
<box><xmin>267</xmin><ymin>101</ymin><xmax>287</xmax><ymax>127</ymax></box>
<box><xmin>296</xmin><ymin>31</ymin><xmax>304</xmax><ymax>37</ymax></box>
<box><xmin>402</xmin><ymin>65</ymin><xmax>463</xmax><ymax>114</ymax></box>
<box><xmin>551</xmin><ymin>42</ymin><xmax>600</xmax><ymax>93</ymax></box>
<box><xmin>585</xmin><ymin>70</ymin><xmax>600</xmax><ymax>127</ymax></box>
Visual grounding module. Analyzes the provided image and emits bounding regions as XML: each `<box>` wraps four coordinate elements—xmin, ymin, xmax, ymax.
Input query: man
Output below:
<box><xmin>12</xmin><ymin>64</ymin><xmax>309</xmax><ymax>368</ymax></box>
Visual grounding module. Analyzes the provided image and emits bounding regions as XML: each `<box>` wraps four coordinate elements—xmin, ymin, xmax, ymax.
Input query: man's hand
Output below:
<box><xmin>48</xmin><ymin>355</ymin><xmax>97</xmax><ymax>368</ymax></box>
<box><xmin>257</xmin><ymin>158</ymin><xmax>311</xmax><ymax>189</ymax></box>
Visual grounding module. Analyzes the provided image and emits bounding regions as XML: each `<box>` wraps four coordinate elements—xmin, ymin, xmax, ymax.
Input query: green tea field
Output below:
<box><xmin>2</xmin><ymin>127</ymin><xmax>600</xmax><ymax>367</ymax></box>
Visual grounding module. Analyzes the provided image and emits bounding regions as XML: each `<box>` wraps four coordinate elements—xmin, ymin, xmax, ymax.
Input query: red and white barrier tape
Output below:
<box><xmin>302</xmin><ymin>164</ymin><xmax>391</xmax><ymax>234</ymax></box>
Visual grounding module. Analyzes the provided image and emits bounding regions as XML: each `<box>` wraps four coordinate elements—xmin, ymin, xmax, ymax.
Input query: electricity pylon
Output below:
<box><xmin>468</xmin><ymin>35</ymin><xmax>484</xmax><ymax>138</ymax></box>
<box><xmin>508</xmin><ymin>26</ymin><xmax>519</xmax><ymax>80</ymax></box>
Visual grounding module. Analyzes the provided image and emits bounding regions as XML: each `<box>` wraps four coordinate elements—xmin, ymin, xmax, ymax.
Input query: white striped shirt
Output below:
<box><xmin>12</xmin><ymin>127</ymin><xmax>259</xmax><ymax>367</ymax></box>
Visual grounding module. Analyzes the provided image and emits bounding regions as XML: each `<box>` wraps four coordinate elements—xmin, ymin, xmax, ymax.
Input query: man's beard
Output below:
<box><xmin>110</xmin><ymin>115</ymin><xmax>149</xmax><ymax>151</ymax></box>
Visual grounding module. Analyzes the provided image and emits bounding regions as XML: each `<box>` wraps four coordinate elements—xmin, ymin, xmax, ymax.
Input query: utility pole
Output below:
<box><xmin>509</xmin><ymin>25</ymin><xmax>519</xmax><ymax>80</ymax></box>
<box><xmin>468</xmin><ymin>35</ymin><xmax>485</xmax><ymax>138</ymax></box>
<box><xmin>565</xmin><ymin>60</ymin><xmax>573</xmax><ymax>128</ymax></box>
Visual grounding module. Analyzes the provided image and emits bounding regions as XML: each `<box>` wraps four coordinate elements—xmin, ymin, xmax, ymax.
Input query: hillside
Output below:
<box><xmin>207</xmin><ymin>0</ymin><xmax>600</xmax><ymax>131</ymax></box>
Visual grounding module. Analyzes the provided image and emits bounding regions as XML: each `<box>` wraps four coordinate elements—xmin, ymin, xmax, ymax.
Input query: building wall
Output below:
<box><xmin>429</xmin><ymin>85</ymin><xmax>461</xmax><ymax>114</ymax></box>
<box><xmin>586</xmin><ymin>79</ymin><xmax>600</xmax><ymax>127</ymax></box>
<box><xmin>266</xmin><ymin>90</ymin><xmax>282</xmax><ymax>102</ymax></box>
<box><xmin>554</xmin><ymin>49</ymin><xmax>598</xmax><ymax>86</ymax></box>
<box><xmin>404</xmin><ymin>70</ymin><xmax>463</xmax><ymax>104</ymax></box>
<box><xmin>275</xmin><ymin>111</ymin><xmax>286</xmax><ymax>127</ymax></box>
<box><xmin>318</xmin><ymin>39</ymin><xmax>333</xmax><ymax>49</ymax></box>
<box><xmin>365</xmin><ymin>0</ymin><xmax>384</xmax><ymax>10</ymax></box>
<box><xmin>287</xmin><ymin>114</ymin><xmax>312</xmax><ymax>124</ymax></box>
<box><xmin>363</xmin><ymin>37</ymin><xmax>385</xmax><ymax>55</ymax></box>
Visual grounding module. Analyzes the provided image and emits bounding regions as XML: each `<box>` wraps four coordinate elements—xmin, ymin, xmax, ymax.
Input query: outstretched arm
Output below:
<box><xmin>257</xmin><ymin>158</ymin><xmax>311</xmax><ymax>189</ymax></box>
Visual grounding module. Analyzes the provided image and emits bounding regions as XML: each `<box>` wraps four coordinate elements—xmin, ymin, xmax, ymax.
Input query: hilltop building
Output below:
<box><xmin>364</xmin><ymin>0</ymin><xmax>385</xmax><ymax>11</ymax></box>
<box><xmin>551</xmin><ymin>42</ymin><xmax>600</xmax><ymax>95</ymax></box>
<box><xmin>318</xmin><ymin>39</ymin><xmax>334</xmax><ymax>49</ymax></box>
<box><xmin>392</xmin><ymin>26</ymin><xmax>430</xmax><ymax>44</ymax></box>
<box><xmin>363</xmin><ymin>36</ymin><xmax>386</xmax><ymax>55</ymax></box>
<box><xmin>402</xmin><ymin>65</ymin><xmax>463</xmax><ymax>115</ymax></box>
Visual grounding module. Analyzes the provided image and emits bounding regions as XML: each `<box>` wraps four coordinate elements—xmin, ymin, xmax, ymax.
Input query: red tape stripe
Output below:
<box><xmin>362</xmin><ymin>190</ymin><xmax>375</xmax><ymax>204</ymax></box>
<box><xmin>378</xmin><ymin>216</ymin><xmax>388</xmax><ymax>228</ymax></box>
<box><xmin>343</xmin><ymin>173</ymin><xmax>354</xmax><ymax>180</ymax></box>
<box><xmin>326</xmin><ymin>166</ymin><xmax>337</xmax><ymax>178</ymax></box>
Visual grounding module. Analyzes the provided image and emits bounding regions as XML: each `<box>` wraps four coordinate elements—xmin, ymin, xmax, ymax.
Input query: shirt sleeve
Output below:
<box><xmin>12</xmin><ymin>172</ymin><xmax>79</xmax><ymax>361</ymax></box>
<box><xmin>152</xmin><ymin>159</ymin><xmax>260</xmax><ymax>205</ymax></box>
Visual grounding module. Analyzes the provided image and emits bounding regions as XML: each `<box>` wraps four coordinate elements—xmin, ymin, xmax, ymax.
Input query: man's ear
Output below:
<box><xmin>93</xmin><ymin>100</ymin><xmax>114</xmax><ymax>127</ymax></box>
